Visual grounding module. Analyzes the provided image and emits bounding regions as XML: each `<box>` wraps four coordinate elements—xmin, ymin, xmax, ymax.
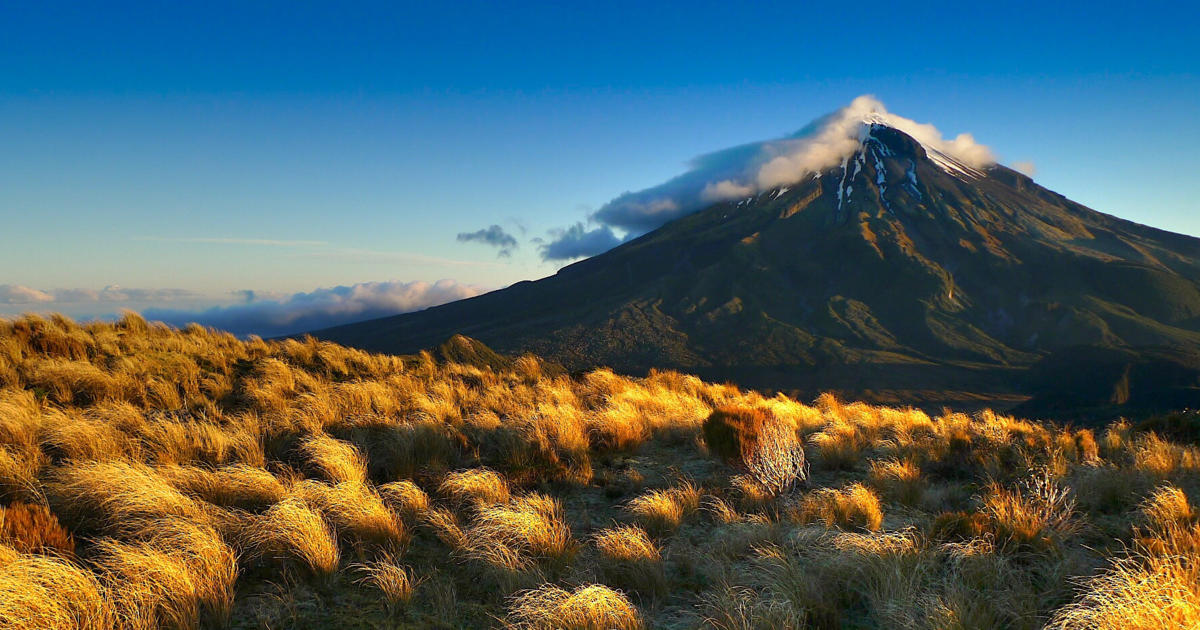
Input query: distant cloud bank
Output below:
<box><xmin>143</xmin><ymin>279</ymin><xmax>486</xmax><ymax>337</ymax></box>
<box><xmin>0</xmin><ymin>284</ymin><xmax>197</xmax><ymax>304</ymax></box>
<box><xmin>539</xmin><ymin>94</ymin><xmax>997</xmax><ymax>261</ymax></box>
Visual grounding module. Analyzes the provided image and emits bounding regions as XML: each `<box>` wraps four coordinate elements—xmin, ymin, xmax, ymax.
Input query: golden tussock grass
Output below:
<box><xmin>439</xmin><ymin>467</ymin><xmax>511</xmax><ymax>507</ymax></box>
<box><xmin>353</xmin><ymin>559</ymin><xmax>419</xmax><ymax>612</ymax></box>
<box><xmin>378</xmin><ymin>479</ymin><xmax>431</xmax><ymax>519</ymax></box>
<box><xmin>625</xmin><ymin>481</ymin><xmax>701</xmax><ymax>535</ymax></box>
<box><xmin>293</xmin><ymin>479</ymin><xmax>407</xmax><ymax>553</ymax></box>
<box><xmin>504</xmin><ymin>583</ymin><xmax>644</xmax><ymax>630</ymax></box>
<box><xmin>462</xmin><ymin>493</ymin><xmax>575</xmax><ymax>573</ymax></box>
<box><xmin>0</xmin><ymin>553</ymin><xmax>112</xmax><ymax>630</ymax></box>
<box><xmin>244</xmin><ymin>497</ymin><xmax>340</xmax><ymax>576</ymax></box>
<box><xmin>794</xmin><ymin>483</ymin><xmax>883</xmax><ymax>531</ymax></box>
<box><xmin>95</xmin><ymin>517</ymin><xmax>237</xmax><ymax>630</ymax></box>
<box><xmin>593</xmin><ymin>524</ymin><xmax>665</xmax><ymax>596</ymax></box>
<box><xmin>1</xmin><ymin>314</ymin><xmax>1198</xmax><ymax>627</ymax></box>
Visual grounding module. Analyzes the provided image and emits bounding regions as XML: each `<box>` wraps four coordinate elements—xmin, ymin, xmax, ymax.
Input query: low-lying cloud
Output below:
<box><xmin>143</xmin><ymin>279</ymin><xmax>486</xmax><ymax>337</ymax></box>
<box><xmin>541</xmin><ymin>95</ymin><xmax>996</xmax><ymax>260</ymax></box>
<box><xmin>539</xmin><ymin>223</ymin><xmax>623</xmax><ymax>261</ymax></box>
<box><xmin>0</xmin><ymin>284</ymin><xmax>198</xmax><ymax>304</ymax></box>
<box><xmin>457</xmin><ymin>224</ymin><xmax>519</xmax><ymax>257</ymax></box>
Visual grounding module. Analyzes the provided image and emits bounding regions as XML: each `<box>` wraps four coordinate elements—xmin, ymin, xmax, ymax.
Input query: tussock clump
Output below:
<box><xmin>158</xmin><ymin>464</ymin><xmax>287</xmax><ymax>510</ymax></box>
<box><xmin>868</xmin><ymin>458</ymin><xmax>925</xmax><ymax>506</ymax></box>
<box><xmin>0</xmin><ymin>553</ymin><xmax>112</xmax><ymax>630</ymax></box>
<box><xmin>379</xmin><ymin>479</ymin><xmax>431</xmax><ymax>519</ymax></box>
<box><xmin>0</xmin><ymin>502</ymin><xmax>74</xmax><ymax>556</ymax></box>
<box><xmin>504</xmin><ymin>583</ymin><xmax>644</xmax><ymax>630</ymax></box>
<box><xmin>697</xmin><ymin>583</ymin><xmax>806</xmax><ymax>630</ymax></box>
<box><xmin>294</xmin><ymin>480</ymin><xmax>407</xmax><ymax>553</ymax></box>
<box><xmin>244</xmin><ymin>497</ymin><xmax>340</xmax><ymax>576</ymax></box>
<box><xmin>95</xmin><ymin>518</ymin><xmax>238</xmax><ymax>630</ymax></box>
<box><xmin>593</xmin><ymin>524</ymin><xmax>665</xmax><ymax>596</ymax></box>
<box><xmin>440</xmin><ymin>468</ymin><xmax>511</xmax><ymax>508</ymax></box>
<box><xmin>795</xmin><ymin>484</ymin><xmax>883</xmax><ymax>531</ymax></box>
<box><xmin>48</xmin><ymin>461</ymin><xmax>206</xmax><ymax>533</ymax></box>
<box><xmin>353</xmin><ymin>559</ymin><xmax>419</xmax><ymax>613</ymax></box>
<box><xmin>626</xmin><ymin>481</ymin><xmax>701</xmax><ymax>535</ymax></box>
<box><xmin>1048</xmin><ymin>551</ymin><xmax>1200</xmax><ymax>630</ymax></box>
<box><xmin>300</xmin><ymin>434</ymin><xmax>368</xmax><ymax>485</ymax></box>
<box><xmin>463</xmin><ymin>493</ymin><xmax>575</xmax><ymax>572</ymax></box>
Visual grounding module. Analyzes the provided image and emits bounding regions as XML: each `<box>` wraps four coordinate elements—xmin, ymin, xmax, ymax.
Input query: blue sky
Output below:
<box><xmin>1</xmin><ymin>1</ymin><xmax>1197</xmax><ymax>332</ymax></box>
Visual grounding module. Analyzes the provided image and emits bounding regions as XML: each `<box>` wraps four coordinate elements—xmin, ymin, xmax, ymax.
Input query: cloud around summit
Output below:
<box><xmin>540</xmin><ymin>95</ymin><xmax>996</xmax><ymax>261</ymax></box>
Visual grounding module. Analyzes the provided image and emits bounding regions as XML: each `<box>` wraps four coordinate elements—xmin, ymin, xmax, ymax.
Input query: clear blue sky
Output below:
<box><xmin>1</xmin><ymin>1</ymin><xmax>1197</xmax><ymax>327</ymax></box>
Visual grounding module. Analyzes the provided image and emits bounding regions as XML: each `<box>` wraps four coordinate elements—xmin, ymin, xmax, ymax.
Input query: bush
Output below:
<box><xmin>703</xmin><ymin>406</ymin><xmax>806</xmax><ymax>496</ymax></box>
<box><xmin>795</xmin><ymin>484</ymin><xmax>883</xmax><ymax>531</ymax></box>
<box><xmin>0</xmin><ymin>502</ymin><xmax>74</xmax><ymax>557</ymax></box>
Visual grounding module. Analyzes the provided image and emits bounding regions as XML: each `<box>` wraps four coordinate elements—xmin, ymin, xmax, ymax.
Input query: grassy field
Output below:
<box><xmin>1</xmin><ymin>313</ymin><xmax>1198</xmax><ymax>629</ymax></box>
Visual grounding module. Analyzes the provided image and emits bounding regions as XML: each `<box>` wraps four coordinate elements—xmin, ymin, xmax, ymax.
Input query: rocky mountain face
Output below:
<box><xmin>310</xmin><ymin>123</ymin><xmax>1200</xmax><ymax>418</ymax></box>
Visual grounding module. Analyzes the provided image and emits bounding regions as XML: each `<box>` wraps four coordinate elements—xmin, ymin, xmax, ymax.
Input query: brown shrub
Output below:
<box><xmin>0</xmin><ymin>503</ymin><xmax>74</xmax><ymax>557</ymax></box>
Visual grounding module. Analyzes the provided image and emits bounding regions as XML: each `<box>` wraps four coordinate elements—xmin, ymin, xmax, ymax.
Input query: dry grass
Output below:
<box><xmin>626</xmin><ymin>481</ymin><xmax>701</xmax><ymax>535</ymax></box>
<box><xmin>593</xmin><ymin>524</ymin><xmax>665</xmax><ymax>596</ymax></box>
<box><xmin>504</xmin><ymin>583</ymin><xmax>644</xmax><ymax>630</ymax></box>
<box><xmin>439</xmin><ymin>467</ymin><xmax>511</xmax><ymax>507</ymax></box>
<box><xmin>353</xmin><ymin>559</ymin><xmax>419</xmax><ymax>613</ymax></box>
<box><xmin>0</xmin><ymin>313</ymin><xmax>1195</xmax><ymax>627</ymax></box>
<box><xmin>244</xmin><ymin>497</ymin><xmax>340</xmax><ymax>576</ymax></box>
<box><xmin>0</xmin><ymin>553</ymin><xmax>112</xmax><ymax>630</ymax></box>
<box><xmin>795</xmin><ymin>483</ymin><xmax>884</xmax><ymax>531</ymax></box>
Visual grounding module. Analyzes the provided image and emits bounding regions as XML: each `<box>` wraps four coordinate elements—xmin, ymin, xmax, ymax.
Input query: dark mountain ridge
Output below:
<box><xmin>310</xmin><ymin>122</ymin><xmax>1200</xmax><ymax>418</ymax></box>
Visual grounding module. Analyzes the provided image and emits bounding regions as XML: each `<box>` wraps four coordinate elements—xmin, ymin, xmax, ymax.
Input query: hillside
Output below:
<box><xmin>2</xmin><ymin>313</ymin><xmax>1199</xmax><ymax>628</ymax></box>
<box><xmin>310</xmin><ymin>124</ymin><xmax>1200</xmax><ymax>417</ymax></box>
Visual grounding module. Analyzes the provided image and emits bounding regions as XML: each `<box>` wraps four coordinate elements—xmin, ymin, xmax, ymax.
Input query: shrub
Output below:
<box><xmin>504</xmin><ymin>584</ymin><xmax>644</xmax><ymax>630</ymax></box>
<box><xmin>703</xmin><ymin>406</ymin><xmax>769</xmax><ymax>464</ymax></box>
<box><xmin>980</xmin><ymin>473</ymin><xmax>1078</xmax><ymax>553</ymax></box>
<box><xmin>0</xmin><ymin>502</ymin><xmax>75</xmax><ymax>556</ymax></box>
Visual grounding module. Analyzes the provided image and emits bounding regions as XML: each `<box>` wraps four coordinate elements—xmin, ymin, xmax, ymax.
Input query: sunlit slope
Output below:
<box><xmin>1</xmin><ymin>314</ymin><xmax>1199</xmax><ymax>628</ymax></box>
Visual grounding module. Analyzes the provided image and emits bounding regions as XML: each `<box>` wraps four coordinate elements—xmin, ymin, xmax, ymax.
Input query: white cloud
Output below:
<box><xmin>143</xmin><ymin>279</ymin><xmax>486</xmax><ymax>337</ymax></box>
<box><xmin>545</xmin><ymin>95</ymin><xmax>997</xmax><ymax>258</ymax></box>
<box><xmin>0</xmin><ymin>285</ymin><xmax>55</xmax><ymax>304</ymax></box>
<box><xmin>1011</xmin><ymin>161</ymin><xmax>1037</xmax><ymax>177</ymax></box>
<box><xmin>0</xmin><ymin>284</ymin><xmax>197</xmax><ymax>304</ymax></box>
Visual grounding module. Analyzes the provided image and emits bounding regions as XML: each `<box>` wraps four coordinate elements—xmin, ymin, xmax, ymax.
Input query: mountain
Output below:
<box><xmin>309</xmin><ymin>120</ymin><xmax>1200</xmax><ymax>417</ymax></box>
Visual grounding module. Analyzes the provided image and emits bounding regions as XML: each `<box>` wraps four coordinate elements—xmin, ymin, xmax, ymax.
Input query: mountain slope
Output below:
<box><xmin>310</xmin><ymin>123</ymin><xmax>1200</xmax><ymax>413</ymax></box>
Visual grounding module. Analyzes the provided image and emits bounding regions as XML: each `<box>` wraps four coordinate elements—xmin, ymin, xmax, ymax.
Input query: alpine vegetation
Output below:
<box><xmin>0</xmin><ymin>313</ymin><xmax>1198</xmax><ymax>628</ymax></box>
